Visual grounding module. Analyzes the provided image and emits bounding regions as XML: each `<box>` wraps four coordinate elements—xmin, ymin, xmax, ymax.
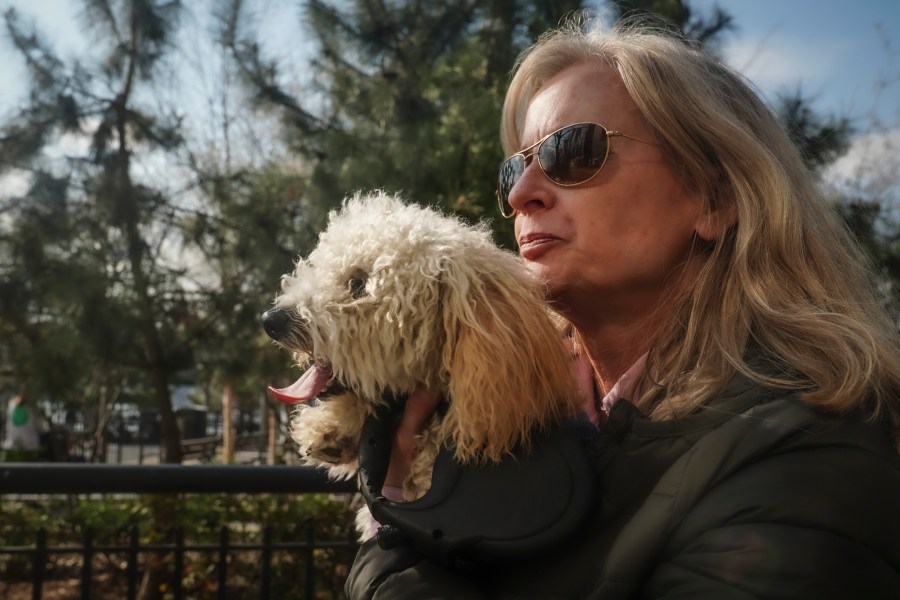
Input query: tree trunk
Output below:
<box><xmin>222</xmin><ymin>383</ymin><xmax>235</xmax><ymax>463</ymax></box>
<box><xmin>266</xmin><ymin>394</ymin><xmax>277</xmax><ymax>464</ymax></box>
<box><xmin>136</xmin><ymin>493</ymin><xmax>178</xmax><ymax>600</ymax></box>
<box><xmin>89</xmin><ymin>382</ymin><xmax>110</xmax><ymax>463</ymax></box>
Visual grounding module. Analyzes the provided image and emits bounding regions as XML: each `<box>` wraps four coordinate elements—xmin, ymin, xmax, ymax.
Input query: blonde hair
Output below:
<box><xmin>502</xmin><ymin>18</ymin><xmax>900</xmax><ymax>438</ymax></box>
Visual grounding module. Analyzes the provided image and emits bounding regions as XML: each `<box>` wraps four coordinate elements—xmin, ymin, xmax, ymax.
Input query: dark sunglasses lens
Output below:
<box><xmin>498</xmin><ymin>155</ymin><xmax>524</xmax><ymax>216</ymax></box>
<box><xmin>537</xmin><ymin>124</ymin><xmax>608</xmax><ymax>185</ymax></box>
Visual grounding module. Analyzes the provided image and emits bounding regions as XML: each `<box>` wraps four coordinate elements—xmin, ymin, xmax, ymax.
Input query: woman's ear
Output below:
<box><xmin>694</xmin><ymin>198</ymin><xmax>737</xmax><ymax>242</ymax></box>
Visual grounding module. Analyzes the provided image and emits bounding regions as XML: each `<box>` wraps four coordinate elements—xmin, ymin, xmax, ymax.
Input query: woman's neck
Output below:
<box><xmin>578</xmin><ymin>331</ymin><xmax>649</xmax><ymax>396</ymax></box>
<box><xmin>555</xmin><ymin>260</ymin><xmax>704</xmax><ymax>395</ymax></box>
<box><xmin>562</xmin><ymin>296</ymin><xmax>666</xmax><ymax>396</ymax></box>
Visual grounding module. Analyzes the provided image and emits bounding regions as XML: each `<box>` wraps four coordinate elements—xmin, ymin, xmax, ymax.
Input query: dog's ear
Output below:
<box><xmin>438</xmin><ymin>255</ymin><xmax>580</xmax><ymax>463</ymax></box>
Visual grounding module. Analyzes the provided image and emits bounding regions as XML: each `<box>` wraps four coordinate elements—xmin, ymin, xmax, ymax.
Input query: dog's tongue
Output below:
<box><xmin>268</xmin><ymin>363</ymin><xmax>332</xmax><ymax>404</ymax></box>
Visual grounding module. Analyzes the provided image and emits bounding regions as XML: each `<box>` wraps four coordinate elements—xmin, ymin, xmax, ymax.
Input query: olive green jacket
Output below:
<box><xmin>346</xmin><ymin>376</ymin><xmax>900</xmax><ymax>599</ymax></box>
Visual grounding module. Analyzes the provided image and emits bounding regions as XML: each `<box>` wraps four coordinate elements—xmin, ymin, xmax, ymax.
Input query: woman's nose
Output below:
<box><xmin>506</xmin><ymin>160</ymin><xmax>555</xmax><ymax>216</ymax></box>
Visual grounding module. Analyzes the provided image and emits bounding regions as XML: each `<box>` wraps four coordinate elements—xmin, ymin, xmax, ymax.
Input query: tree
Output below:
<box><xmin>173</xmin><ymin>2</ymin><xmax>339</xmax><ymax>459</ymax></box>
<box><xmin>182</xmin><ymin>160</ymin><xmax>321</xmax><ymax>459</ymax></box>
<box><xmin>777</xmin><ymin>90</ymin><xmax>852</xmax><ymax>172</ymax></box>
<box><xmin>0</xmin><ymin>1</ymin><xmax>188</xmax><ymax>466</ymax></box>
<box><xmin>225</xmin><ymin>0</ymin><xmax>584</xmax><ymax>248</ymax></box>
<box><xmin>608</xmin><ymin>0</ymin><xmax>734</xmax><ymax>47</ymax></box>
<box><xmin>0</xmin><ymin>3</ymin><xmax>201</xmax><ymax>597</ymax></box>
<box><xmin>0</xmin><ymin>0</ymin><xmax>326</xmax><ymax>468</ymax></box>
<box><xmin>828</xmin><ymin>128</ymin><xmax>900</xmax><ymax>324</ymax></box>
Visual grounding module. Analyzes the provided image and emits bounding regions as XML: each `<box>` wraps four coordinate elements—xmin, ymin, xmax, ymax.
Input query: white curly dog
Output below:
<box><xmin>263</xmin><ymin>191</ymin><xmax>580</xmax><ymax>536</ymax></box>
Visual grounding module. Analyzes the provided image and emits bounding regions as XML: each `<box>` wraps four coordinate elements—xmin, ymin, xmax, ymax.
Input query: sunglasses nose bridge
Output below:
<box><xmin>516</xmin><ymin>146</ymin><xmax>547</xmax><ymax>182</ymax></box>
<box><xmin>520</xmin><ymin>147</ymin><xmax>536</xmax><ymax>166</ymax></box>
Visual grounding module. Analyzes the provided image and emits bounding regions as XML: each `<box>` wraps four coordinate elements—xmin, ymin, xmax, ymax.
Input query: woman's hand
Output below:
<box><xmin>383</xmin><ymin>387</ymin><xmax>442</xmax><ymax>491</ymax></box>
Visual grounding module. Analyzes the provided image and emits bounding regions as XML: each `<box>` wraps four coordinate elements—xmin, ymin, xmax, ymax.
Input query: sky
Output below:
<box><xmin>702</xmin><ymin>0</ymin><xmax>899</xmax><ymax>129</ymax></box>
<box><xmin>0</xmin><ymin>0</ymin><xmax>898</xmax><ymax>193</ymax></box>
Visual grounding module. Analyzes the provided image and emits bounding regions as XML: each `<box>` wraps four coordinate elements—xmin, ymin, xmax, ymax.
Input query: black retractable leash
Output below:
<box><xmin>357</xmin><ymin>395</ymin><xmax>597</xmax><ymax>568</ymax></box>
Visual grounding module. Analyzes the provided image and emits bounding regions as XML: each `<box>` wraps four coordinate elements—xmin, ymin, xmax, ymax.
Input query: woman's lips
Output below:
<box><xmin>518</xmin><ymin>232</ymin><xmax>561</xmax><ymax>259</ymax></box>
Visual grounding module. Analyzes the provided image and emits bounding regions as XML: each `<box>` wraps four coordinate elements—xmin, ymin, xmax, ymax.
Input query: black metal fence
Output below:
<box><xmin>0</xmin><ymin>464</ymin><xmax>359</xmax><ymax>599</ymax></box>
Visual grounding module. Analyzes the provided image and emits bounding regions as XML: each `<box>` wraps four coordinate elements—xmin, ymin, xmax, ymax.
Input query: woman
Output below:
<box><xmin>346</xmin><ymin>18</ymin><xmax>900</xmax><ymax>599</ymax></box>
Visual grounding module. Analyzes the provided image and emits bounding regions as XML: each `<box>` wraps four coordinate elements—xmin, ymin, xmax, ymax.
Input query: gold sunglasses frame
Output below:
<box><xmin>496</xmin><ymin>122</ymin><xmax>654</xmax><ymax>219</ymax></box>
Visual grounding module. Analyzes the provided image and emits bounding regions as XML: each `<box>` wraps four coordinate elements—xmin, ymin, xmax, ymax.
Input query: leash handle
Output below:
<box><xmin>357</xmin><ymin>398</ymin><xmax>598</xmax><ymax>566</ymax></box>
<box><xmin>357</xmin><ymin>395</ymin><xmax>408</xmax><ymax>543</ymax></box>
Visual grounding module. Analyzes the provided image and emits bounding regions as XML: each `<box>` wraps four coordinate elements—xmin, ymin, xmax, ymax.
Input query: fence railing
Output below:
<box><xmin>0</xmin><ymin>464</ymin><xmax>359</xmax><ymax>600</ymax></box>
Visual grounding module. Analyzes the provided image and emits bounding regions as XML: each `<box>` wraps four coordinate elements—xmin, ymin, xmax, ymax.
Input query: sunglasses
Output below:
<box><xmin>496</xmin><ymin>122</ymin><xmax>654</xmax><ymax>218</ymax></box>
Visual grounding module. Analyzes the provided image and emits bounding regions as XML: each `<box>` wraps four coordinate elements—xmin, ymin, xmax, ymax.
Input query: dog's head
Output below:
<box><xmin>264</xmin><ymin>191</ymin><xmax>579</xmax><ymax>461</ymax></box>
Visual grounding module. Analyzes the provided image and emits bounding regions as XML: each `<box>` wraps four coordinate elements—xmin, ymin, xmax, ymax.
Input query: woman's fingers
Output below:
<box><xmin>384</xmin><ymin>387</ymin><xmax>441</xmax><ymax>490</ymax></box>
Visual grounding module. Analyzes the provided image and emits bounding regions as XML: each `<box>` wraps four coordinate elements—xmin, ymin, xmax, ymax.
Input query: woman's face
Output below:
<box><xmin>508</xmin><ymin>62</ymin><xmax>708</xmax><ymax>324</ymax></box>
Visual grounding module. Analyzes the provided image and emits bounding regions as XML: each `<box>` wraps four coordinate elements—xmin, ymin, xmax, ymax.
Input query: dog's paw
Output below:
<box><xmin>300</xmin><ymin>431</ymin><xmax>358</xmax><ymax>465</ymax></box>
<box><xmin>289</xmin><ymin>393</ymin><xmax>367</xmax><ymax>469</ymax></box>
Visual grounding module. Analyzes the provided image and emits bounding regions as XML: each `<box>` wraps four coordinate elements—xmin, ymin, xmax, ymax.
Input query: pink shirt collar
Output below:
<box><xmin>599</xmin><ymin>353</ymin><xmax>647</xmax><ymax>417</ymax></box>
<box><xmin>571</xmin><ymin>348</ymin><xmax>647</xmax><ymax>427</ymax></box>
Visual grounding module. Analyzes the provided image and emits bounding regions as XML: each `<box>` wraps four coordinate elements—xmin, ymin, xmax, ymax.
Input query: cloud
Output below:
<box><xmin>822</xmin><ymin>128</ymin><xmax>900</xmax><ymax>204</ymax></box>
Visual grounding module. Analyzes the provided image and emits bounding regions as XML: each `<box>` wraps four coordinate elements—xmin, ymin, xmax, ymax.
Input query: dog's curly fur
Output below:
<box><xmin>267</xmin><ymin>191</ymin><xmax>580</xmax><ymax>535</ymax></box>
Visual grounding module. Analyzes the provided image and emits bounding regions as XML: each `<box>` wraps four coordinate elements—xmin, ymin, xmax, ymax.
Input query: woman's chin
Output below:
<box><xmin>522</xmin><ymin>262</ymin><xmax>565</xmax><ymax>299</ymax></box>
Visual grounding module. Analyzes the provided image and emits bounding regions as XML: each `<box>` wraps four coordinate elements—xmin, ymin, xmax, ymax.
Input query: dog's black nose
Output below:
<box><xmin>262</xmin><ymin>308</ymin><xmax>292</xmax><ymax>341</ymax></box>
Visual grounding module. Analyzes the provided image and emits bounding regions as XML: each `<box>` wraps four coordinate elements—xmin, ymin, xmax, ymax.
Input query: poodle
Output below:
<box><xmin>262</xmin><ymin>191</ymin><xmax>581</xmax><ymax>536</ymax></box>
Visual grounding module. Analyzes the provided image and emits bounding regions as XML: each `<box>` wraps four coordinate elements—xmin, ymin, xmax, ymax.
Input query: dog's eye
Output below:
<box><xmin>347</xmin><ymin>268</ymin><xmax>369</xmax><ymax>299</ymax></box>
